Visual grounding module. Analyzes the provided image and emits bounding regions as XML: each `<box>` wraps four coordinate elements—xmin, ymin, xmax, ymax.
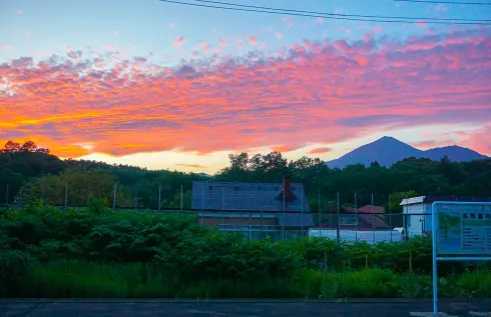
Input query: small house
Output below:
<box><xmin>191</xmin><ymin>176</ymin><xmax>313</xmax><ymax>240</ymax></box>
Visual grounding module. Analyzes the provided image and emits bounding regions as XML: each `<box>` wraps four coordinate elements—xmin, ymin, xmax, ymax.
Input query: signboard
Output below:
<box><xmin>431</xmin><ymin>202</ymin><xmax>491</xmax><ymax>316</ymax></box>
<box><xmin>437</xmin><ymin>203</ymin><xmax>491</xmax><ymax>256</ymax></box>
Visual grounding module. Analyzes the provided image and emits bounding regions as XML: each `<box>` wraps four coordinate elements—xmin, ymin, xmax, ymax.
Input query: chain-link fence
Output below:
<box><xmin>1</xmin><ymin>181</ymin><xmax>490</xmax><ymax>242</ymax></box>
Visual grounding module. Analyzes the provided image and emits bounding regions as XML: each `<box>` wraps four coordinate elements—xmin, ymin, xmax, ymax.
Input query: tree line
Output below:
<box><xmin>1</xmin><ymin>140</ymin><xmax>490</xmax><ymax>212</ymax></box>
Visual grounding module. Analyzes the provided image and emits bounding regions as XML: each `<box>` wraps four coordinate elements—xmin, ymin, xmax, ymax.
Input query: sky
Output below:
<box><xmin>0</xmin><ymin>0</ymin><xmax>490</xmax><ymax>174</ymax></box>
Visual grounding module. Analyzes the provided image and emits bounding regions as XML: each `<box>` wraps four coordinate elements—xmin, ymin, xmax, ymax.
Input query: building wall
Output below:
<box><xmin>402</xmin><ymin>203</ymin><xmax>433</xmax><ymax>237</ymax></box>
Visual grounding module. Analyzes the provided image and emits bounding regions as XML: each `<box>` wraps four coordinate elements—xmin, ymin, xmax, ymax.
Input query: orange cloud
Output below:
<box><xmin>172</xmin><ymin>36</ymin><xmax>185</xmax><ymax>47</ymax></box>
<box><xmin>0</xmin><ymin>28</ymin><xmax>490</xmax><ymax>158</ymax></box>
<box><xmin>272</xmin><ymin>145</ymin><xmax>300</xmax><ymax>153</ymax></box>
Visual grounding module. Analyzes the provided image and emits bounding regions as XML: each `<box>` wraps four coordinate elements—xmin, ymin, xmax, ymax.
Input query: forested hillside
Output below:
<box><xmin>1</xmin><ymin>141</ymin><xmax>491</xmax><ymax>211</ymax></box>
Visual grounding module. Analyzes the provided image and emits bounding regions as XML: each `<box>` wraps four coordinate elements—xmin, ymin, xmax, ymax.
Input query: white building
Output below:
<box><xmin>399</xmin><ymin>196</ymin><xmax>434</xmax><ymax>238</ymax></box>
<box><xmin>399</xmin><ymin>195</ymin><xmax>489</xmax><ymax>238</ymax></box>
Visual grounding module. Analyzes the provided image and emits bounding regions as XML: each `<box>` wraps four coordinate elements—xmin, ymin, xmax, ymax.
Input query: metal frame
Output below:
<box><xmin>431</xmin><ymin>201</ymin><xmax>491</xmax><ymax>315</ymax></box>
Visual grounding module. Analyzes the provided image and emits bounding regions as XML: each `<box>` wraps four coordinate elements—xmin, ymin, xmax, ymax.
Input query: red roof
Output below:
<box><xmin>358</xmin><ymin>205</ymin><xmax>385</xmax><ymax>214</ymax></box>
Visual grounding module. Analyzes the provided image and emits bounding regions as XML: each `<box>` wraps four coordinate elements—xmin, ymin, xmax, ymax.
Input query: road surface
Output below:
<box><xmin>1</xmin><ymin>300</ymin><xmax>490</xmax><ymax>317</ymax></box>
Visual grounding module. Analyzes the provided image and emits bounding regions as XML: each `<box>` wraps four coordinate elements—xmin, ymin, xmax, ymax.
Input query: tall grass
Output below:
<box><xmin>9</xmin><ymin>261</ymin><xmax>491</xmax><ymax>299</ymax></box>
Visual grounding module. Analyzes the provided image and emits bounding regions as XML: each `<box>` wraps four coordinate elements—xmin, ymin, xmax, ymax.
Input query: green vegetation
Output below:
<box><xmin>1</xmin><ymin>140</ymin><xmax>491</xmax><ymax>211</ymax></box>
<box><xmin>1</xmin><ymin>205</ymin><xmax>490</xmax><ymax>299</ymax></box>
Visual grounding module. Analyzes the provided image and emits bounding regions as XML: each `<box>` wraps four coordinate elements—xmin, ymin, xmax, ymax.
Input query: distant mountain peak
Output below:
<box><xmin>325</xmin><ymin>136</ymin><xmax>487</xmax><ymax>169</ymax></box>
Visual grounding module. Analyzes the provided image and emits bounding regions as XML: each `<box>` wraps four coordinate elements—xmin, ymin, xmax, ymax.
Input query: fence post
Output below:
<box><xmin>300</xmin><ymin>188</ymin><xmax>304</xmax><ymax>238</ymax></box>
<box><xmin>64</xmin><ymin>183</ymin><xmax>68</xmax><ymax>213</ymax></box>
<box><xmin>112</xmin><ymin>183</ymin><xmax>117</xmax><ymax>210</ymax></box>
<box><xmin>404</xmin><ymin>194</ymin><xmax>408</xmax><ymax>241</ymax></box>
<box><xmin>158</xmin><ymin>184</ymin><xmax>162</xmax><ymax>211</ymax></box>
<box><xmin>354</xmin><ymin>192</ymin><xmax>358</xmax><ymax>241</ymax></box>
<box><xmin>371</xmin><ymin>193</ymin><xmax>375</xmax><ymax>244</ymax></box>
<box><xmin>336</xmin><ymin>192</ymin><xmax>340</xmax><ymax>243</ymax></box>
<box><xmin>389</xmin><ymin>194</ymin><xmax>393</xmax><ymax>242</ymax></box>
<box><xmin>282</xmin><ymin>186</ymin><xmax>286</xmax><ymax>240</ymax></box>
<box><xmin>180</xmin><ymin>185</ymin><xmax>183</xmax><ymax>211</ymax></box>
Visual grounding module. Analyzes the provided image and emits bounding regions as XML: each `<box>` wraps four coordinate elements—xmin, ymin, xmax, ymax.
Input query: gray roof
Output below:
<box><xmin>192</xmin><ymin>181</ymin><xmax>310</xmax><ymax>213</ymax></box>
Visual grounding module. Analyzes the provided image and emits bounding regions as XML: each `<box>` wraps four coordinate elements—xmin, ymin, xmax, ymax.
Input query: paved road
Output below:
<box><xmin>1</xmin><ymin>300</ymin><xmax>490</xmax><ymax>317</ymax></box>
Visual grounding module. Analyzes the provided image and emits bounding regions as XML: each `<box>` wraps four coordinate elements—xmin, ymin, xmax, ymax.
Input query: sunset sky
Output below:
<box><xmin>1</xmin><ymin>0</ymin><xmax>490</xmax><ymax>174</ymax></box>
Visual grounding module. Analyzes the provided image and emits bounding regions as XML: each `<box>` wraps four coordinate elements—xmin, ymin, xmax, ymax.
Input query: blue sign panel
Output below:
<box><xmin>435</xmin><ymin>203</ymin><xmax>491</xmax><ymax>256</ymax></box>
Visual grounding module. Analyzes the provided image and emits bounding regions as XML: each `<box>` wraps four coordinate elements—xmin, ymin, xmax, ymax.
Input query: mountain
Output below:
<box><xmin>325</xmin><ymin>136</ymin><xmax>487</xmax><ymax>169</ymax></box>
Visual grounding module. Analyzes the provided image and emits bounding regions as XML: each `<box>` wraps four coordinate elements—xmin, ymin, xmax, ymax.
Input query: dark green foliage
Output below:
<box><xmin>1</xmin><ymin>206</ymin><xmax>490</xmax><ymax>299</ymax></box>
<box><xmin>0</xmin><ymin>250</ymin><xmax>32</xmax><ymax>296</ymax></box>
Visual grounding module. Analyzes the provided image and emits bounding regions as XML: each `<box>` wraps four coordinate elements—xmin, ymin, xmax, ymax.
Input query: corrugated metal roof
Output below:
<box><xmin>399</xmin><ymin>195</ymin><xmax>491</xmax><ymax>206</ymax></box>
<box><xmin>399</xmin><ymin>196</ymin><xmax>426</xmax><ymax>206</ymax></box>
<box><xmin>191</xmin><ymin>181</ymin><xmax>310</xmax><ymax>212</ymax></box>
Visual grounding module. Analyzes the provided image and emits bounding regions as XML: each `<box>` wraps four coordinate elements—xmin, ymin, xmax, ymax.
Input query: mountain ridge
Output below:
<box><xmin>326</xmin><ymin>136</ymin><xmax>488</xmax><ymax>168</ymax></box>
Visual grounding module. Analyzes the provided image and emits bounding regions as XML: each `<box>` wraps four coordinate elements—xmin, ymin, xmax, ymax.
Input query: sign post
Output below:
<box><xmin>432</xmin><ymin>201</ymin><xmax>491</xmax><ymax>315</ymax></box>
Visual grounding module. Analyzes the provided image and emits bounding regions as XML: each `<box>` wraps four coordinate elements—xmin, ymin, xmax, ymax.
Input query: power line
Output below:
<box><xmin>394</xmin><ymin>0</ymin><xmax>491</xmax><ymax>5</ymax></box>
<box><xmin>191</xmin><ymin>0</ymin><xmax>491</xmax><ymax>22</ymax></box>
<box><xmin>159</xmin><ymin>0</ymin><xmax>491</xmax><ymax>25</ymax></box>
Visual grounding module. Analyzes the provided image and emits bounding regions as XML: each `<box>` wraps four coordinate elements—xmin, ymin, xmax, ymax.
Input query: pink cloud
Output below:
<box><xmin>172</xmin><ymin>36</ymin><xmax>185</xmax><ymax>47</ymax></box>
<box><xmin>416</xmin><ymin>22</ymin><xmax>428</xmax><ymax>28</ymax></box>
<box><xmin>169</xmin><ymin>23</ymin><xmax>176</xmax><ymax>29</ymax></box>
<box><xmin>275</xmin><ymin>33</ymin><xmax>283</xmax><ymax>40</ymax></box>
<box><xmin>105</xmin><ymin>44</ymin><xmax>116</xmax><ymax>51</ymax></box>
<box><xmin>17</xmin><ymin>9</ymin><xmax>23</xmax><ymax>14</ymax></box>
<box><xmin>374</xmin><ymin>26</ymin><xmax>382</xmax><ymax>33</ymax></box>
<box><xmin>218</xmin><ymin>40</ymin><xmax>229</xmax><ymax>47</ymax></box>
<box><xmin>0</xmin><ymin>28</ymin><xmax>490</xmax><ymax>157</ymax></box>
<box><xmin>308</xmin><ymin>147</ymin><xmax>332</xmax><ymax>154</ymax></box>
<box><xmin>315</xmin><ymin>17</ymin><xmax>324</xmax><ymax>24</ymax></box>
<box><xmin>247</xmin><ymin>36</ymin><xmax>258</xmax><ymax>45</ymax></box>
<box><xmin>201</xmin><ymin>41</ymin><xmax>209</xmax><ymax>52</ymax></box>
<box><xmin>2</xmin><ymin>44</ymin><xmax>13</xmax><ymax>50</ymax></box>
<box><xmin>114</xmin><ymin>30</ymin><xmax>119</xmax><ymax>37</ymax></box>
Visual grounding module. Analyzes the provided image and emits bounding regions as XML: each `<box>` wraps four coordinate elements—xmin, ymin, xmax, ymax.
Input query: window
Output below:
<box><xmin>339</xmin><ymin>215</ymin><xmax>358</xmax><ymax>226</ymax></box>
